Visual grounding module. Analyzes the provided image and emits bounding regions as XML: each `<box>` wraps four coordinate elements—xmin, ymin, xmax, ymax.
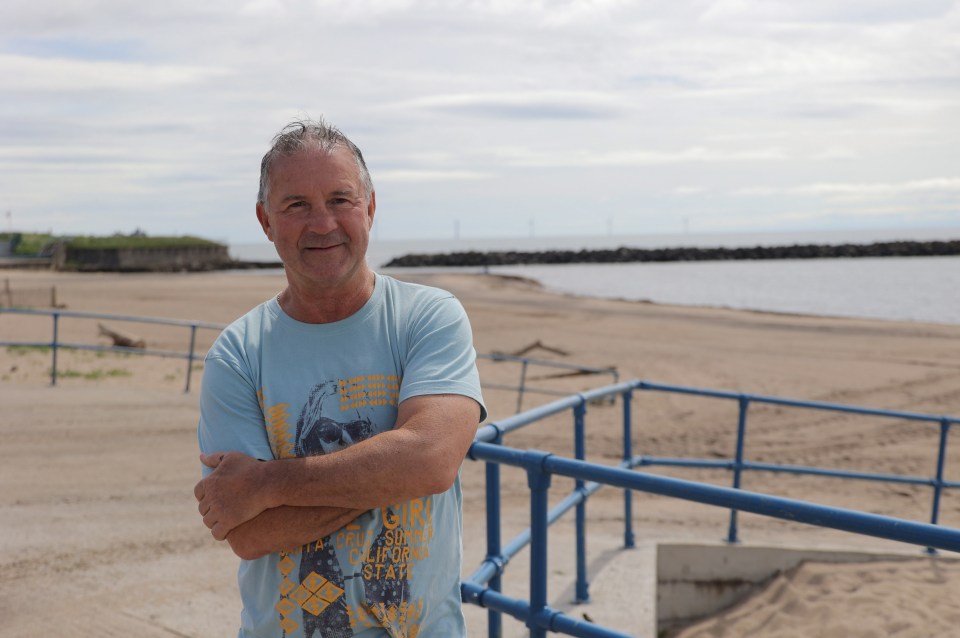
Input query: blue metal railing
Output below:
<box><xmin>1</xmin><ymin>308</ymin><xmax>617</xmax><ymax>400</ymax></box>
<box><xmin>464</xmin><ymin>380</ymin><xmax>960</xmax><ymax>638</ymax></box>
<box><xmin>0</xmin><ymin>307</ymin><xmax>223</xmax><ymax>392</ymax></box>
<box><xmin>478</xmin><ymin>353</ymin><xmax>618</xmax><ymax>412</ymax></box>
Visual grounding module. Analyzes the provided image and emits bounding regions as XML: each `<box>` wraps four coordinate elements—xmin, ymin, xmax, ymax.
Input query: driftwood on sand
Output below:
<box><xmin>97</xmin><ymin>322</ymin><xmax>146</xmax><ymax>349</ymax></box>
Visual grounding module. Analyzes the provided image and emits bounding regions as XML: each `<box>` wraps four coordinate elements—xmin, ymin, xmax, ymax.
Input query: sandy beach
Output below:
<box><xmin>2</xmin><ymin>268</ymin><xmax>960</xmax><ymax>637</ymax></box>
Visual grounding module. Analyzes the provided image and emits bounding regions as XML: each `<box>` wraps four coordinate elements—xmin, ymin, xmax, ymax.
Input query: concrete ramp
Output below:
<box><xmin>656</xmin><ymin>542</ymin><xmax>957</xmax><ymax>636</ymax></box>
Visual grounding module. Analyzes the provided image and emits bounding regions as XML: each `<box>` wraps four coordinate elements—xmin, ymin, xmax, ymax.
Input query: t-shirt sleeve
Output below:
<box><xmin>398</xmin><ymin>294</ymin><xmax>487</xmax><ymax>422</ymax></box>
<box><xmin>196</xmin><ymin>354</ymin><xmax>274</xmax><ymax>477</ymax></box>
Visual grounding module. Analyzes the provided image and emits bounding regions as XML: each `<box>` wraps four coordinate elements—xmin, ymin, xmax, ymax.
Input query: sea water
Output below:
<box><xmin>488</xmin><ymin>257</ymin><xmax>960</xmax><ymax>325</ymax></box>
<box><xmin>230</xmin><ymin>227</ymin><xmax>960</xmax><ymax>325</ymax></box>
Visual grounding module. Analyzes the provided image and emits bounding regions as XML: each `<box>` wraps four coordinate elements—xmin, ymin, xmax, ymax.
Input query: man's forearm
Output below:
<box><xmin>196</xmin><ymin>395</ymin><xmax>480</xmax><ymax>538</ymax></box>
<box><xmin>225</xmin><ymin>505</ymin><xmax>367</xmax><ymax>560</ymax></box>
<box><xmin>261</xmin><ymin>395</ymin><xmax>481</xmax><ymax>512</ymax></box>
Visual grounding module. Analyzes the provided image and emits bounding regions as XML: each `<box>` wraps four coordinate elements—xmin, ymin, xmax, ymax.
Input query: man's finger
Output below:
<box><xmin>203</xmin><ymin>509</ymin><xmax>218</xmax><ymax>530</ymax></box>
<box><xmin>211</xmin><ymin>522</ymin><xmax>230</xmax><ymax>542</ymax></box>
<box><xmin>200</xmin><ymin>452</ymin><xmax>226</xmax><ymax>468</ymax></box>
<box><xmin>193</xmin><ymin>480</ymin><xmax>204</xmax><ymax>502</ymax></box>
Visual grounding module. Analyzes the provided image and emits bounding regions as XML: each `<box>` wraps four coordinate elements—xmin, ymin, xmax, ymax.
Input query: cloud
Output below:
<box><xmin>798</xmin><ymin>177</ymin><xmax>960</xmax><ymax>201</ymax></box>
<box><xmin>810</xmin><ymin>146</ymin><xmax>859</xmax><ymax>160</ymax></box>
<box><xmin>375</xmin><ymin>169</ymin><xmax>490</xmax><ymax>183</ymax></box>
<box><xmin>386</xmin><ymin>92</ymin><xmax>627</xmax><ymax>120</ymax></box>
<box><xmin>734</xmin><ymin>178</ymin><xmax>960</xmax><ymax>202</ymax></box>
<box><xmin>2</xmin><ymin>1</ymin><xmax>959</xmax><ymax>242</ymax></box>
<box><xmin>673</xmin><ymin>186</ymin><xmax>707</xmax><ymax>196</ymax></box>
<box><xmin>492</xmin><ymin>145</ymin><xmax>788</xmax><ymax>168</ymax></box>
<box><xmin>0</xmin><ymin>53</ymin><xmax>228</xmax><ymax>91</ymax></box>
<box><xmin>700</xmin><ymin>0</ymin><xmax>956</xmax><ymax>24</ymax></box>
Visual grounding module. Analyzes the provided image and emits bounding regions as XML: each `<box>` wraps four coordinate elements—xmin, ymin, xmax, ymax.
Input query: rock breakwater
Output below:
<box><xmin>385</xmin><ymin>239</ymin><xmax>960</xmax><ymax>268</ymax></box>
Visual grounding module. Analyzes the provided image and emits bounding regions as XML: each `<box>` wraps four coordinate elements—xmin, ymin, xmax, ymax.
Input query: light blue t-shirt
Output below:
<box><xmin>198</xmin><ymin>273</ymin><xmax>486</xmax><ymax>638</ymax></box>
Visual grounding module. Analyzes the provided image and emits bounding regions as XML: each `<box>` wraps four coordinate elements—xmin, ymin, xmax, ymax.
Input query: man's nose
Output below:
<box><xmin>304</xmin><ymin>205</ymin><xmax>338</xmax><ymax>233</ymax></box>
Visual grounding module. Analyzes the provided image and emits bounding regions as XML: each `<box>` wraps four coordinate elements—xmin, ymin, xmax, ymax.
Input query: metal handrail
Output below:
<box><xmin>0</xmin><ymin>307</ymin><xmax>223</xmax><ymax>392</ymax></box>
<box><xmin>1</xmin><ymin>308</ymin><xmax>613</xmax><ymax>400</ymax></box>
<box><xmin>465</xmin><ymin>380</ymin><xmax>960</xmax><ymax>638</ymax></box>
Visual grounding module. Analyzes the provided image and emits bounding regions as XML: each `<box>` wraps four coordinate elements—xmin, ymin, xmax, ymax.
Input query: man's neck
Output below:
<box><xmin>278</xmin><ymin>269</ymin><xmax>376</xmax><ymax>324</ymax></box>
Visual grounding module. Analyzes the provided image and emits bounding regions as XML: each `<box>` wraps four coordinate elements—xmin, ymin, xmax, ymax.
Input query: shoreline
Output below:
<box><xmin>3</xmin><ymin>265</ymin><xmax>958</xmax><ymax>330</ymax></box>
<box><xmin>7</xmin><ymin>239</ymin><xmax>958</xmax><ymax>326</ymax></box>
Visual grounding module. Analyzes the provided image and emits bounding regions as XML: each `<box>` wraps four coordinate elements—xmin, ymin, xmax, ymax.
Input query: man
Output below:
<box><xmin>194</xmin><ymin>118</ymin><xmax>486</xmax><ymax>638</ymax></box>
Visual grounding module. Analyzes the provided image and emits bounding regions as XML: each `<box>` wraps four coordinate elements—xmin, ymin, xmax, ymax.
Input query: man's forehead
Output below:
<box><xmin>274</xmin><ymin>144</ymin><xmax>354</xmax><ymax>170</ymax></box>
<box><xmin>270</xmin><ymin>147</ymin><xmax>361</xmax><ymax>188</ymax></box>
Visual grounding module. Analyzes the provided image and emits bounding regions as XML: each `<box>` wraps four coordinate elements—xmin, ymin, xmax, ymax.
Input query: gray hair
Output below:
<box><xmin>257</xmin><ymin>117</ymin><xmax>374</xmax><ymax>206</ymax></box>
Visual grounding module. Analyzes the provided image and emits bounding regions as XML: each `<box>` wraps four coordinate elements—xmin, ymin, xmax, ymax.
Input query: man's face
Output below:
<box><xmin>257</xmin><ymin>145</ymin><xmax>376</xmax><ymax>294</ymax></box>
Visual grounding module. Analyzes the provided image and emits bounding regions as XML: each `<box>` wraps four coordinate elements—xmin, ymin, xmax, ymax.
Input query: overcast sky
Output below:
<box><xmin>3</xmin><ymin>0</ymin><xmax>959</xmax><ymax>246</ymax></box>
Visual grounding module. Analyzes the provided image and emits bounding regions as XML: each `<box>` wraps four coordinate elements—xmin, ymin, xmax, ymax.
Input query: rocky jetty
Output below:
<box><xmin>385</xmin><ymin>239</ymin><xmax>960</xmax><ymax>268</ymax></box>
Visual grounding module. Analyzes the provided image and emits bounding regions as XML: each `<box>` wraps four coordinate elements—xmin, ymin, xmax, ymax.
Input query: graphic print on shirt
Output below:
<box><xmin>262</xmin><ymin>375</ymin><xmax>430</xmax><ymax>638</ymax></box>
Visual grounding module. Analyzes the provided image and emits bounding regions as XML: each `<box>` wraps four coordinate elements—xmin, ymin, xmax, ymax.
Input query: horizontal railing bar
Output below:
<box><xmin>579</xmin><ymin>382</ymin><xmax>634</xmax><ymax>404</ymax></box>
<box><xmin>477</xmin><ymin>384</ymin><xmax>633</xmax><ymax>410</ymax></box>
<box><xmin>460</xmin><ymin>583</ymin><xmax>634</xmax><ymax>638</ymax></box>
<box><xmin>742</xmin><ymin>460</ymin><xmax>935</xmax><ymax>486</ymax></box>
<box><xmin>634</xmin><ymin>457</ymin><xmax>732</xmax><ymax>470</ymax></box>
<box><xmin>550</xmin><ymin>454</ymin><xmax>960</xmax><ymax>553</ymax></box>
<box><xmin>474</xmin><ymin>385</ymin><xmax>636</xmax><ymax>443</ymax></box>
<box><xmin>0</xmin><ymin>341</ymin><xmax>55</xmax><ymax>349</ymax></box>
<box><xmin>0</xmin><ymin>306</ymin><xmax>225</xmax><ymax>330</ymax></box>
<box><xmin>461</xmin><ymin>583</ymin><xmax>530</xmax><ymax>622</ymax></box>
<box><xmin>635</xmin><ymin>380</ymin><xmax>958</xmax><ymax>424</ymax></box>
<box><xmin>468</xmin><ymin>443</ymin><xmax>530</xmax><ymax>465</ymax></box>
<box><xmin>475</xmin><ymin>395</ymin><xmax>586</xmax><ymax>442</ymax></box>
<box><xmin>1</xmin><ymin>341</ymin><xmax>204</xmax><ymax>361</ymax></box>
<box><xmin>632</xmin><ymin>381</ymin><xmax>752</xmax><ymax>402</ymax></box>
<box><xmin>468</xmin><ymin>443</ymin><xmax>960</xmax><ymax>553</ymax></box>
<box><xmin>632</xmin><ymin>456</ymin><xmax>936</xmax><ymax>487</ymax></box>
<box><xmin>482</xmin><ymin>382</ymin><xmax>583</xmax><ymax>398</ymax></box>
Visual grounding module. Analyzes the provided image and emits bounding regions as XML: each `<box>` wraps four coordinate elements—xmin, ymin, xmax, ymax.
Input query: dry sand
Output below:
<box><xmin>2</xmin><ymin>268</ymin><xmax>960</xmax><ymax>637</ymax></box>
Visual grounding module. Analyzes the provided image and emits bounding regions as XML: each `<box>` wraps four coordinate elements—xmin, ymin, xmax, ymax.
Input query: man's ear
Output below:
<box><xmin>256</xmin><ymin>202</ymin><xmax>273</xmax><ymax>241</ymax></box>
<box><xmin>366</xmin><ymin>191</ymin><xmax>376</xmax><ymax>230</ymax></box>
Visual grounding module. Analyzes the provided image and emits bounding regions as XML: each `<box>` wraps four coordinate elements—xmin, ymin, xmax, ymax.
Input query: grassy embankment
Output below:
<box><xmin>0</xmin><ymin>232</ymin><xmax>221</xmax><ymax>255</ymax></box>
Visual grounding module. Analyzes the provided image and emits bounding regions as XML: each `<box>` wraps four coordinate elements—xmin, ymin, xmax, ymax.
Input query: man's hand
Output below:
<box><xmin>194</xmin><ymin>452</ymin><xmax>272</xmax><ymax>541</ymax></box>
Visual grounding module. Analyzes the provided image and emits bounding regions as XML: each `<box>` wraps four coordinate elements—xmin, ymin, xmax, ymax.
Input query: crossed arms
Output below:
<box><xmin>194</xmin><ymin>394</ymin><xmax>480</xmax><ymax>560</ymax></box>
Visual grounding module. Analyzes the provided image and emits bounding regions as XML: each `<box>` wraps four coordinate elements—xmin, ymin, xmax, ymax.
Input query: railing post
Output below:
<box><xmin>726</xmin><ymin>395</ymin><xmax>751</xmax><ymax>544</ymax></box>
<box><xmin>524</xmin><ymin>451</ymin><xmax>552</xmax><ymax>638</ymax></box>
<box><xmin>573</xmin><ymin>399</ymin><xmax>589</xmax><ymax>603</ymax></box>
<box><xmin>486</xmin><ymin>432</ymin><xmax>504</xmax><ymax>638</ymax></box>
<box><xmin>516</xmin><ymin>359</ymin><xmax>530</xmax><ymax>413</ymax></box>
<box><xmin>622</xmin><ymin>388</ymin><xmax>636</xmax><ymax>548</ymax></box>
<box><xmin>50</xmin><ymin>311</ymin><xmax>60</xmax><ymax>386</ymax></box>
<box><xmin>184</xmin><ymin>324</ymin><xmax>199</xmax><ymax>393</ymax></box>
<box><xmin>927</xmin><ymin>418</ymin><xmax>951</xmax><ymax>554</ymax></box>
